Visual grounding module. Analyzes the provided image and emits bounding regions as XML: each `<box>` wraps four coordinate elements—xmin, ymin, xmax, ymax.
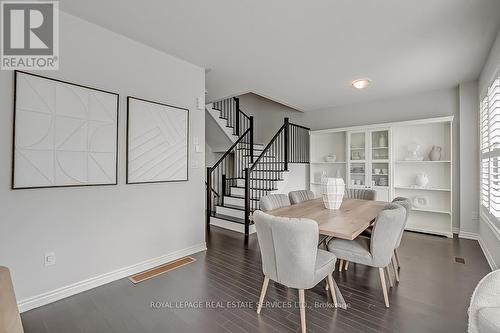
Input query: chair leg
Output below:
<box><xmin>392</xmin><ymin>255</ymin><xmax>400</xmax><ymax>282</ymax></box>
<box><xmin>257</xmin><ymin>277</ymin><xmax>269</xmax><ymax>314</ymax></box>
<box><xmin>325</xmin><ymin>278</ymin><xmax>329</xmax><ymax>290</ymax></box>
<box><xmin>378</xmin><ymin>268</ymin><xmax>390</xmax><ymax>308</ymax></box>
<box><xmin>327</xmin><ymin>273</ymin><xmax>338</xmax><ymax>308</ymax></box>
<box><xmin>298</xmin><ymin>289</ymin><xmax>306</xmax><ymax>333</ymax></box>
<box><xmin>344</xmin><ymin>261</ymin><xmax>349</xmax><ymax>270</ymax></box>
<box><xmin>339</xmin><ymin>259</ymin><xmax>344</xmax><ymax>272</ymax></box>
<box><xmin>385</xmin><ymin>266</ymin><xmax>393</xmax><ymax>287</ymax></box>
<box><xmin>394</xmin><ymin>248</ymin><xmax>401</xmax><ymax>268</ymax></box>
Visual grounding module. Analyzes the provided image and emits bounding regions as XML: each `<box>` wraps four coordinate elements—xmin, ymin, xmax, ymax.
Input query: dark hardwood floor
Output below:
<box><xmin>21</xmin><ymin>227</ymin><xmax>490</xmax><ymax>332</ymax></box>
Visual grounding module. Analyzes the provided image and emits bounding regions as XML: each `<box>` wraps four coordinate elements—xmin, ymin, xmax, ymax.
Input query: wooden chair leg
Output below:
<box><xmin>392</xmin><ymin>255</ymin><xmax>400</xmax><ymax>282</ymax></box>
<box><xmin>327</xmin><ymin>273</ymin><xmax>338</xmax><ymax>308</ymax></box>
<box><xmin>325</xmin><ymin>278</ymin><xmax>329</xmax><ymax>290</ymax></box>
<box><xmin>298</xmin><ymin>289</ymin><xmax>306</xmax><ymax>333</ymax></box>
<box><xmin>378</xmin><ymin>268</ymin><xmax>390</xmax><ymax>308</ymax></box>
<box><xmin>257</xmin><ymin>277</ymin><xmax>269</xmax><ymax>314</ymax></box>
<box><xmin>339</xmin><ymin>259</ymin><xmax>344</xmax><ymax>272</ymax></box>
<box><xmin>344</xmin><ymin>261</ymin><xmax>349</xmax><ymax>270</ymax></box>
<box><xmin>394</xmin><ymin>248</ymin><xmax>401</xmax><ymax>268</ymax></box>
<box><xmin>385</xmin><ymin>266</ymin><xmax>393</xmax><ymax>287</ymax></box>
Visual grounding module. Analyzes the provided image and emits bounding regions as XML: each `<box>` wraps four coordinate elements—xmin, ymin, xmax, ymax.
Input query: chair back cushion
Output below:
<box><xmin>468</xmin><ymin>269</ymin><xmax>500</xmax><ymax>333</ymax></box>
<box><xmin>289</xmin><ymin>190</ymin><xmax>315</xmax><ymax>205</ymax></box>
<box><xmin>345</xmin><ymin>188</ymin><xmax>376</xmax><ymax>200</ymax></box>
<box><xmin>0</xmin><ymin>266</ymin><xmax>24</xmax><ymax>333</ymax></box>
<box><xmin>370</xmin><ymin>203</ymin><xmax>406</xmax><ymax>267</ymax></box>
<box><xmin>260</xmin><ymin>194</ymin><xmax>291</xmax><ymax>211</ymax></box>
<box><xmin>253</xmin><ymin>210</ymin><xmax>319</xmax><ymax>288</ymax></box>
<box><xmin>392</xmin><ymin>197</ymin><xmax>412</xmax><ymax>248</ymax></box>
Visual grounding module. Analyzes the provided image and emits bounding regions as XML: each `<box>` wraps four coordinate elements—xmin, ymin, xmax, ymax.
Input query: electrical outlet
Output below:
<box><xmin>44</xmin><ymin>252</ymin><xmax>56</xmax><ymax>266</ymax></box>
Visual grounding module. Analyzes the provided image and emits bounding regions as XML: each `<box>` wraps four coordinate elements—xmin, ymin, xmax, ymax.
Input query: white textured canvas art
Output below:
<box><xmin>126</xmin><ymin>97</ymin><xmax>188</xmax><ymax>183</ymax></box>
<box><xmin>13</xmin><ymin>71</ymin><xmax>119</xmax><ymax>189</ymax></box>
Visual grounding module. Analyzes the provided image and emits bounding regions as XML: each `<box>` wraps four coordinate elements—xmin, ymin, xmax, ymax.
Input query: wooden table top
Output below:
<box><xmin>266</xmin><ymin>198</ymin><xmax>387</xmax><ymax>240</ymax></box>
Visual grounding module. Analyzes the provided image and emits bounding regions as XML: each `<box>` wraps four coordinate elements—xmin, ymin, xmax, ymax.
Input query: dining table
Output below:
<box><xmin>266</xmin><ymin>197</ymin><xmax>387</xmax><ymax>309</ymax></box>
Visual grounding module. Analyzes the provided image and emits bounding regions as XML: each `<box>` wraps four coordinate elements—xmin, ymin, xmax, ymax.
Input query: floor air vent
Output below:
<box><xmin>454</xmin><ymin>257</ymin><xmax>466</xmax><ymax>264</ymax></box>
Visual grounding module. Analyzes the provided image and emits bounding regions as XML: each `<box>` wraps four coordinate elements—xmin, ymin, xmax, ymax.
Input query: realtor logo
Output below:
<box><xmin>1</xmin><ymin>1</ymin><xmax>59</xmax><ymax>70</ymax></box>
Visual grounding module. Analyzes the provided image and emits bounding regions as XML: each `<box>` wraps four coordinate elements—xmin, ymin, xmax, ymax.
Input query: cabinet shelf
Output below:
<box><xmin>395</xmin><ymin>160</ymin><xmax>451</xmax><ymax>163</ymax></box>
<box><xmin>413</xmin><ymin>208</ymin><xmax>451</xmax><ymax>215</ymax></box>
<box><xmin>311</xmin><ymin>161</ymin><xmax>346</xmax><ymax>164</ymax></box>
<box><xmin>394</xmin><ymin>186</ymin><xmax>451</xmax><ymax>192</ymax></box>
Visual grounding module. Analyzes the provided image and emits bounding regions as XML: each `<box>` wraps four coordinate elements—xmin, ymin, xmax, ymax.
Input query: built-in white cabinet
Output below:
<box><xmin>310</xmin><ymin>116</ymin><xmax>453</xmax><ymax>238</ymax></box>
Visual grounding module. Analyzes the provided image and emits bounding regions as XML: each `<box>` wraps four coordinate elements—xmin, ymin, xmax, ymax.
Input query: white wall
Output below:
<box><xmin>478</xmin><ymin>29</ymin><xmax>500</xmax><ymax>269</ymax></box>
<box><xmin>293</xmin><ymin>88</ymin><xmax>461</xmax><ymax>230</ymax></box>
<box><xmin>459</xmin><ymin>81</ymin><xmax>479</xmax><ymax>236</ymax></box>
<box><xmin>238</xmin><ymin>93</ymin><xmax>303</xmax><ymax>144</ymax></box>
<box><xmin>0</xmin><ymin>12</ymin><xmax>206</xmax><ymax>310</ymax></box>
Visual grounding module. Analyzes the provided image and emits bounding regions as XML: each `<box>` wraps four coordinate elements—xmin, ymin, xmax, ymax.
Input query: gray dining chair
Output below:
<box><xmin>340</xmin><ymin>188</ymin><xmax>376</xmax><ymax>271</ymax></box>
<box><xmin>345</xmin><ymin>188</ymin><xmax>376</xmax><ymax>200</ymax></box>
<box><xmin>327</xmin><ymin>203</ymin><xmax>406</xmax><ymax>307</ymax></box>
<box><xmin>289</xmin><ymin>190</ymin><xmax>315</xmax><ymax>205</ymax></box>
<box><xmin>259</xmin><ymin>194</ymin><xmax>291</xmax><ymax>211</ymax></box>
<box><xmin>253</xmin><ymin>210</ymin><xmax>338</xmax><ymax>333</ymax></box>
<box><xmin>391</xmin><ymin>197</ymin><xmax>412</xmax><ymax>272</ymax></box>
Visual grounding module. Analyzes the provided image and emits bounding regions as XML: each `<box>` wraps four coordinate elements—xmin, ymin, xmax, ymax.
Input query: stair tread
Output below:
<box><xmin>211</xmin><ymin>213</ymin><xmax>246</xmax><ymax>224</ymax></box>
<box><xmin>218</xmin><ymin>203</ymin><xmax>245</xmax><ymax>211</ymax></box>
<box><xmin>231</xmin><ymin>186</ymin><xmax>278</xmax><ymax>191</ymax></box>
<box><xmin>225</xmin><ymin>195</ymin><xmax>259</xmax><ymax>201</ymax></box>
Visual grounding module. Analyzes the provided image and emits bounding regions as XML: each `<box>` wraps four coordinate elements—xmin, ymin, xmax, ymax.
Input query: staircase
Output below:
<box><xmin>206</xmin><ymin>97</ymin><xmax>310</xmax><ymax>240</ymax></box>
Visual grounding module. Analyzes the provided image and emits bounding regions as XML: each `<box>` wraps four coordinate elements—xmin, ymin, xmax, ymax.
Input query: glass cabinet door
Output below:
<box><xmin>370</xmin><ymin>130</ymin><xmax>390</xmax><ymax>188</ymax></box>
<box><xmin>348</xmin><ymin>131</ymin><xmax>368</xmax><ymax>188</ymax></box>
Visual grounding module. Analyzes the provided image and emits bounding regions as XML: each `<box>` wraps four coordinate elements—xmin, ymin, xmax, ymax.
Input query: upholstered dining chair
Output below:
<box><xmin>468</xmin><ymin>269</ymin><xmax>500</xmax><ymax>333</ymax></box>
<box><xmin>253</xmin><ymin>210</ymin><xmax>338</xmax><ymax>333</ymax></box>
<box><xmin>340</xmin><ymin>188</ymin><xmax>376</xmax><ymax>271</ymax></box>
<box><xmin>259</xmin><ymin>194</ymin><xmax>291</xmax><ymax>211</ymax></box>
<box><xmin>391</xmin><ymin>197</ymin><xmax>412</xmax><ymax>271</ymax></box>
<box><xmin>345</xmin><ymin>188</ymin><xmax>376</xmax><ymax>200</ymax></box>
<box><xmin>289</xmin><ymin>190</ymin><xmax>315</xmax><ymax>205</ymax></box>
<box><xmin>327</xmin><ymin>203</ymin><xmax>406</xmax><ymax>307</ymax></box>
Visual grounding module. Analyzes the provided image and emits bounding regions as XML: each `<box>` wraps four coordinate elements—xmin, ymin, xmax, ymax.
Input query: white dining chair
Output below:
<box><xmin>289</xmin><ymin>190</ymin><xmax>315</xmax><ymax>205</ymax></box>
<box><xmin>327</xmin><ymin>203</ymin><xmax>406</xmax><ymax>307</ymax></box>
<box><xmin>259</xmin><ymin>194</ymin><xmax>290</xmax><ymax>211</ymax></box>
<box><xmin>468</xmin><ymin>269</ymin><xmax>500</xmax><ymax>333</ymax></box>
<box><xmin>253</xmin><ymin>210</ymin><xmax>338</xmax><ymax>333</ymax></box>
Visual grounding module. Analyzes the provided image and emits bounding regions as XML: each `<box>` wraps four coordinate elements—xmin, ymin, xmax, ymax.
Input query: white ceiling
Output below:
<box><xmin>60</xmin><ymin>0</ymin><xmax>500</xmax><ymax>111</ymax></box>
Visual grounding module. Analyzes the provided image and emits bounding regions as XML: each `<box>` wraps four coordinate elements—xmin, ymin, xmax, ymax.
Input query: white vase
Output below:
<box><xmin>321</xmin><ymin>177</ymin><xmax>345</xmax><ymax>210</ymax></box>
<box><xmin>415</xmin><ymin>173</ymin><xmax>429</xmax><ymax>187</ymax></box>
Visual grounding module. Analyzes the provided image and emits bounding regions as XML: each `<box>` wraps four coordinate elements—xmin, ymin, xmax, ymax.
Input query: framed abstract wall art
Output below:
<box><xmin>12</xmin><ymin>71</ymin><xmax>119</xmax><ymax>189</ymax></box>
<box><xmin>126</xmin><ymin>96</ymin><xmax>189</xmax><ymax>184</ymax></box>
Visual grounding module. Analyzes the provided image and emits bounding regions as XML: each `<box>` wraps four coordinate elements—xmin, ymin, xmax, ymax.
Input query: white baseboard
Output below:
<box><xmin>478</xmin><ymin>236</ymin><xmax>498</xmax><ymax>271</ymax></box>
<box><xmin>458</xmin><ymin>231</ymin><xmax>479</xmax><ymax>240</ymax></box>
<box><xmin>18</xmin><ymin>242</ymin><xmax>207</xmax><ymax>313</ymax></box>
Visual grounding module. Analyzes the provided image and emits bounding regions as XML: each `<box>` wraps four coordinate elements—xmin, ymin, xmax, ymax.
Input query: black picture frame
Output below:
<box><xmin>126</xmin><ymin>96</ymin><xmax>189</xmax><ymax>185</ymax></box>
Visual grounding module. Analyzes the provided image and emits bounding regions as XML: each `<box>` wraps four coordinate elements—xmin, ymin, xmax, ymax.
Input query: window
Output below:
<box><xmin>480</xmin><ymin>77</ymin><xmax>500</xmax><ymax>222</ymax></box>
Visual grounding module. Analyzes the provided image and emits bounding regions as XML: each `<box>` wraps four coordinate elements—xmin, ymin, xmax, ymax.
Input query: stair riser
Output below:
<box><xmin>224</xmin><ymin>196</ymin><xmax>260</xmax><ymax>209</ymax></box>
<box><xmin>231</xmin><ymin>187</ymin><xmax>277</xmax><ymax>197</ymax></box>
<box><xmin>236</xmin><ymin>179</ymin><xmax>279</xmax><ymax>187</ymax></box>
<box><xmin>210</xmin><ymin>217</ymin><xmax>256</xmax><ymax>235</ymax></box>
<box><xmin>215</xmin><ymin>206</ymin><xmax>245</xmax><ymax>219</ymax></box>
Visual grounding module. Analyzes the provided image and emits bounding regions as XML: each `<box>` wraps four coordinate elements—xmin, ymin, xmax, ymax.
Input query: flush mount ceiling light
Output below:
<box><xmin>352</xmin><ymin>78</ymin><xmax>372</xmax><ymax>89</ymax></box>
